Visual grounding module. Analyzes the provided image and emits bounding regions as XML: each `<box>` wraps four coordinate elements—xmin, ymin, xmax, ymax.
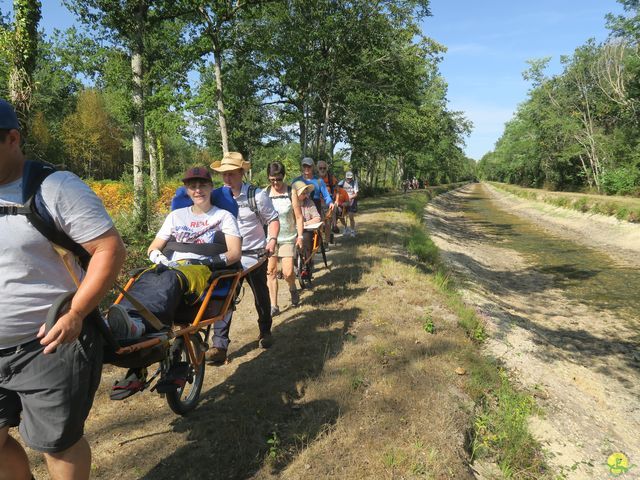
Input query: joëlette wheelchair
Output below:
<box><xmin>45</xmin><ymin>208</ymin><xmax>266</xmax><ymax>415</ymax></box>
<box><xmin>295</xmin><ymin>222</ymin><xmax>328</xmax><ymax>290</ymax></box>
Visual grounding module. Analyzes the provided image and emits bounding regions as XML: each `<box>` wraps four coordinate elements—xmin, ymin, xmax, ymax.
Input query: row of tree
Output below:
<box><xmin>1</xmin><ymin>0</ymin><xmax>475</xmax><ymax>227</ymax></box>
<box><xmin>479</xmin><ymin>0</ymin><xmax>640</xmax><ymax>196</ymax></box>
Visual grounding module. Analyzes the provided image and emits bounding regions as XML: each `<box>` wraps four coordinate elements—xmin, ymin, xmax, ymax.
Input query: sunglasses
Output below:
<box><xmin>269</xmin><ymin>176</ymin><xmax>284</xmax><ymax>182</ymax></box>
<box><xmin>318</xmin><ymin>167</ymin><xmax>327</xmax><ymax>171</ymax></box>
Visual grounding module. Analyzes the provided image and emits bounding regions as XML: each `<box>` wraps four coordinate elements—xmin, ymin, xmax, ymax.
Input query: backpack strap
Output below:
<box><xmin>265</xmin><ymin>185</ymin><xmax>292</xmax><ymax>201</ymax></box>
<box><xmin>247</xmin><ymin>184</ymin><xmax>259</xmax><ymax>214</ymax></box>
<box><xmin>0</xmin><ymin>160</ymin><xmax>91</xmax><ymax>269</ymax></box>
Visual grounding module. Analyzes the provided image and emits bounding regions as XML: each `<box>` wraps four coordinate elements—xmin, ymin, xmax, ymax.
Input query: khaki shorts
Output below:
<box><xmin>275</xmin><ymin>242</ymin><xmax>295</xmax><ymax>258</ymax></box>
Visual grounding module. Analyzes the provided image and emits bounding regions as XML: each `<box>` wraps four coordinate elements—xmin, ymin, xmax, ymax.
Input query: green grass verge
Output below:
<box><xmin>491</xmin><ymin>182</ymin><xmax>640</xmax><ymax>223</ymax></box>
<box><xmin>399</xmin><ymin>187</ymin><xmax>550</xmax><ymax>479</ymax></box>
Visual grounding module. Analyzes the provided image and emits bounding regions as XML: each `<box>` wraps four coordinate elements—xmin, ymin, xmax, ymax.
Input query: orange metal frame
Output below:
<box><xmin>111</xmin><ymin>259</ymin><xmax>265</xmax><ymax>368</ymax></box>
<box><xmin>300</xmin><ymin>227</ymin><xmax>322</xmax><ymax>267</ymax></box>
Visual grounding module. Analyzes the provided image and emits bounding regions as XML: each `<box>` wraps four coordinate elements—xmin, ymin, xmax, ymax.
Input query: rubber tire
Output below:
<box><xmin>296</xmin><ymin>252</ymin><xmax>306</xmax><ymax>290</ymax></box>
<box><xmin>165</xmin><ymin>337</ymin><xmax>205</xmax><ymax>415</ymax></box>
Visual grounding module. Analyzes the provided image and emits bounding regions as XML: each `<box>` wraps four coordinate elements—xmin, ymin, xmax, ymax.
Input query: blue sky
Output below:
<box><xmin>422</xmin><ymin>0</ymin><xmax>624</xmax><ymax>159</ymax></box>
<box><xmin>1</xmin><ymin>1</ymin><xmax>626</xmax><ymax>159</ymax></box>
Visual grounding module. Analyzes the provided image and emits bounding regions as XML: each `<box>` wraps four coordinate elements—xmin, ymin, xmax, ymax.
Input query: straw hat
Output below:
<box><xmin>292</xmin><ymin>180</ymin><xmax>314</xmax><ymax>196</ymax></box>
<box><xmin>210</xmin><ymin>151</ymin><xmax>251</xmax><ymax>172</ymax></box>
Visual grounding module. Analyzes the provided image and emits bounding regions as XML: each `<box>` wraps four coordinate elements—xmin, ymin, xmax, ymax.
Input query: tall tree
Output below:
<box><xmin>7</xmin><ymin>0</ymin><xmax>41</xmax><ymax>138</ymax></box>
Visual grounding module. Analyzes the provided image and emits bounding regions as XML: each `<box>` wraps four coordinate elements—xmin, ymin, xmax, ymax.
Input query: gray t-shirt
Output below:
<box><xmin>234</xmin><ymin>183</ymin><xmax>278</xmax><ymax>252</ymax></box>
<box><xmin>0</xmin><ymin>170</ymin><xmax>114</xmax><ymax>349</ymax></box>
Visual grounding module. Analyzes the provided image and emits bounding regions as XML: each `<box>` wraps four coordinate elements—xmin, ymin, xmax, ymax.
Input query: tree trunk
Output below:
<box><xmin>299</xmin><ymin>112</ymin><xmax>307</xmax><ymax>158</ymax></box>
<box><xmin>313</xmin><ymin>120</ymin><xmax>322</xmax><ymax>159</ymax></box>
<box><xmin>157</xmin><ymin>136</ymin><xmax>165</xmax><ymax>184</ymax></box>
<box><xmin>131</xmin><ymin>2</ymin><xmax>147</xmax><ymax>229</ymax></box>
<box><xmin>148</xmin><ymin>130</ymin><xmax>159</xmax><ymax>198</ymax></box>
<box><xmin>9</xmin><ymin>0</ymin><xmax>41</xmax><ymax>140</ymax></box>
<box><xmin>319</xmin><ymin>98</ymin><xmax>331</xmax><ymax>161</ymax></box>
<box><xmin>382</xmin><ymin>156</ymin><xmax>389</xmax><ymax>187</ymax></box>
<box><xmin>213</xmin><ymin>38</ymin><xmax>229</xmax><ymax>154</ymax></box>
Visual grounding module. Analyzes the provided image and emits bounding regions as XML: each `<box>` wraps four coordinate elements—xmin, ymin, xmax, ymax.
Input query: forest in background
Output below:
<box><xmin>0</xmin><ymin>0</ymin><xmax>476</xmax><ymax>228</ymax></box>
<box><xmin>479</xmin><ymin>0</ymin><xmax>640</xmax><ymax>197</ymax></box>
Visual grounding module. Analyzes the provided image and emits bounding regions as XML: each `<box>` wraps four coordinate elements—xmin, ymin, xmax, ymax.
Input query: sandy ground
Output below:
<box><xmin>424</xmin><ymin>184</ymin><xmax>640</xmax><ymax>479</ymax></box>
<box><xmin>487</xmin><ymin>183</ymin><xmax>640</xmax><ymax>268</ymax></box>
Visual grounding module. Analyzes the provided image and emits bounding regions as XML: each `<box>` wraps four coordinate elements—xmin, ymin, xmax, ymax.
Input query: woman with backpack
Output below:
<box><xmin>265</xmin><ymin>162</ymin><xmax>304</xmax><ymax>315</ymax></box>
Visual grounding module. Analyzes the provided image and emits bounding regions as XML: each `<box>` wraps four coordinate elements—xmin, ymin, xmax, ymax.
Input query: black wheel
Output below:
<box><xmin>296</xmin><ymin>252</ymin><xmax>306</xmax><ymax>290</ymax></box>
<box><xmin>166</xmin><ymin>336</ymin><xmax>205</xmax><ymax>415</ymax></box>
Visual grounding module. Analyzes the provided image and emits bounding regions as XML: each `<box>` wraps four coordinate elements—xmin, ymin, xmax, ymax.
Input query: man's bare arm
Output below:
<box><xmin>39</xmin><ymin>227</ymin><xmax>126</xmax><ymax>353</ymax></box>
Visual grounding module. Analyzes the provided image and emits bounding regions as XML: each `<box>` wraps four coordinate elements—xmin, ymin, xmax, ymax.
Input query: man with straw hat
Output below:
<box><xmin>209</xmin><ymin>152</ymin><xmax>280</xmax><ymax>363</ymax></box>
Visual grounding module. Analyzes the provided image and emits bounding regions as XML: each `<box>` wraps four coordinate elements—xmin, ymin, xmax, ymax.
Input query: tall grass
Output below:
<box><xmin>469</xmin><ymin>368</ymin><xmax>547</xmax><ymax>479</ymax></box>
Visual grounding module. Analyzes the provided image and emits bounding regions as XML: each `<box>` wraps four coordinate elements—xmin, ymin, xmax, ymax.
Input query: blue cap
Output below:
<box><xmin>0</xmin><ymin>99</ymin><xmax>20</xmax><ymax>130</ymax></box>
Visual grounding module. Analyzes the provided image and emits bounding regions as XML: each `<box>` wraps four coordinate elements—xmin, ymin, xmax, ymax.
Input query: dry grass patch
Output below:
<box><xmin>253</xmin><ymin>203</ymin><xmax>480</xmax><ymax>479</ymax></box>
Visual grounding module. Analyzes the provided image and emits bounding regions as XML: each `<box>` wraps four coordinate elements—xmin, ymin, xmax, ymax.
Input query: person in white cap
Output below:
<box><xmin>338</xmin><ymin>171</ymin><xmax>359</xmax><ymax>236</ymax></box>
<box><xmin>292</xmin><ymin>157</ymin><xmax>334</xmax><ymax>216</ymax></box>
<box><xmin>209</xmin><ymin>152</ymin><xmax>280</xmax><ymax>363</ymax></box>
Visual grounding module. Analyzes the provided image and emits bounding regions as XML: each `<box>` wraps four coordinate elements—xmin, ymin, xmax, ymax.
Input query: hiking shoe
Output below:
<box><xmin>205</xmin><ymin>347</ymin><xmax>227</xmax><ymax>365</ymax></box>
<box><xmin>290</xmin><ymin>288</ymin><xmax>300</xmax><ymax>306</ymax></box>
<box><xmin>258</xmin><ymin>333</ymin><xmax>273</xmax><ymax>349</ymax></box>
<box><xmin>107</xmin><ymin>304</ymin><xmax>136</xmax><ymax>340</ymax></box>
<box><xmin>271</xmin><ymin>306</ymin><xmax>280</xmax><ymax>317</ymax></box>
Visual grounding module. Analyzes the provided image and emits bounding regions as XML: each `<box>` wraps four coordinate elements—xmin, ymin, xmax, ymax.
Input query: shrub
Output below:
<box><xmin>572</xmin><ymin>197</ymin><xmax>589</xmax><ymax>212</ymax></box>
<box><xmin>601</xmin><ymin>165</ymin><xmax>640</xmax><ymax>196</ymax></box>
<box><xmin>406</xmin><ymin>225</ymin><xmax>439</xmax><ymax>265</ymax></box>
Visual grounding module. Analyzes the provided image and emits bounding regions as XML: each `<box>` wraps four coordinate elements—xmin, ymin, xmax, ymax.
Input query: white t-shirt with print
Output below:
<box><xmin>156</xmin><ymin>205</ymin><xmax>240</xmax><ymax>262</ymax></box>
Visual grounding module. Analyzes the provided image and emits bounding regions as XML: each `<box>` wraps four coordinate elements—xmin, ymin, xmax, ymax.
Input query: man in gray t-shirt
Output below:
<box><xmin>0</xmin><ymin>100</ymin><xmax>126</xmax><ymax>480</ymax></box>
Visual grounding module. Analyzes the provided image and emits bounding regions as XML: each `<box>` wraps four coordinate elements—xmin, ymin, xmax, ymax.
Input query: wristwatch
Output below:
<box><xmin>267</xmin><ymin>235</ymin><xmax>277</xmax><ymax>243</ymax></box>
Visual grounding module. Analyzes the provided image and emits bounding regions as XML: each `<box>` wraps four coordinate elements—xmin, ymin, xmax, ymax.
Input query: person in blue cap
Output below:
<box><xmin>292</xmin><ymin>157</ymin><xmax>334</xmax><ymax>217</ymax></box>
<box><xmin>0</xmin><ymin>99</ymin><xmax>126</xmax><ymax>480</ymax></box>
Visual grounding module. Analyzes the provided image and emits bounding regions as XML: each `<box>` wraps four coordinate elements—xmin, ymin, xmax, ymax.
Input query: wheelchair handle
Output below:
<box><xmin>44</xmin><ymin>291</ymin><xmax>76</xmax><ymax>335</ymax></box>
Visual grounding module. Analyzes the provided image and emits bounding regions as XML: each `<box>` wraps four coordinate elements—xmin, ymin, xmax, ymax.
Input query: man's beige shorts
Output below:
<box><xmin>275</xmin><ymin>242</ymin><xmax>295</xmax><ymax>258</ymax></box>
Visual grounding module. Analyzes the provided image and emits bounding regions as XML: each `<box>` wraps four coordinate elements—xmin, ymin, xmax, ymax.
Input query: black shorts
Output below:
<box><xmin>0</xmin><ymin>318</ymin><xmax>103</xmax><ymax>453</ymax></box>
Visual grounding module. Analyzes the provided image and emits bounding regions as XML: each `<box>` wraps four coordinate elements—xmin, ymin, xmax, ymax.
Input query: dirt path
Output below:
<box><xmin>23</xmin><ymin>198</ymin><xmax>479</xmax><ymax>479</ymax></box>
<box><xmin>424</xmin><ymin>183</ymin><xmax>640</xmax><ymax>479</ymax></box>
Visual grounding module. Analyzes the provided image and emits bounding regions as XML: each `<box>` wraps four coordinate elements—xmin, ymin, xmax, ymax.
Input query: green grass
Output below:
<box><xmin>397</xmin><ymin>186</ymin><xmax>549</xmax><ymax>478</ymax></box>
<box><xmin>469</xmin><ymin>368</ymin><xmax>547</xmax><ymax>479</ymax></box>
<box><xmin>406</xmin><ymin>225</ymin><xmax>439</xmax><ymax>265</ymax></box>
<box><xmin>492</xmin><ymin>182</ymin><xmax>640</xmax><ymax>223</ymax></box>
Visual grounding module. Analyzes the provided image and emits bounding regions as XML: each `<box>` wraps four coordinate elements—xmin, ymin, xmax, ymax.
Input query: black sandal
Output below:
<box><xmin>154</xmin><ymin>362</ymin><xmax>189</xmax><ymax>394</ymax></box>
<box><xmin>110</xmin><ymin>368</ymin><xmax>147</xmax><ymax>400</ymax></box>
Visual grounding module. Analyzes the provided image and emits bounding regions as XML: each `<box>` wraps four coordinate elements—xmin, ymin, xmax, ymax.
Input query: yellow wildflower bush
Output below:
<box><xmin>88</xmin><ymin>181</ymin><xmax>132</xmax><ymax>216</ymax></box>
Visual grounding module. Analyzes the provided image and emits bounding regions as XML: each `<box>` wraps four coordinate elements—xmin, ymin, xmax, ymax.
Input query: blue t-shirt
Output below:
<box><xmin>292</xmin><ymin>175</ymin><xmax>333</xmax><ymax>205</ymax></box>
